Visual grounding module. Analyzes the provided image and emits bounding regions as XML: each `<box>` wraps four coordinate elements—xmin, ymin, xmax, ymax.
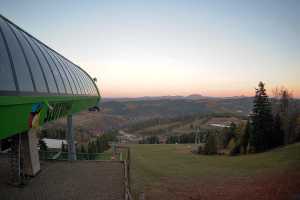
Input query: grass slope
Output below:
<box><xmin>130</xmin><ymin>143</ymin><xmax>300</xmax><ymax>197</ymax></box>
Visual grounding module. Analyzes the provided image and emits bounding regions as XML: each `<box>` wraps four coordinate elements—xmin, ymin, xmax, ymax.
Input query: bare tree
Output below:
<box><xmin>272</xmin><ymin>87</ymin><xmax>300</xmax><ymax>144</ymax></box>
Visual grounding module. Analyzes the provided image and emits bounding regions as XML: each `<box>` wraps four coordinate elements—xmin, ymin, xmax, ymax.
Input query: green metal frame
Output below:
<box><xmin>0</xmin><ymin>15</ymin><xmax>102</xmax><ymax>140</ymax></box>
<box><xmin>0</xmin><ymin>95</ymin><xmax>100</xmax><ymax>140</ymax></box>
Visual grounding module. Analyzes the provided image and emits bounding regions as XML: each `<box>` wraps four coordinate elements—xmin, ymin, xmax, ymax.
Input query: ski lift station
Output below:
<box><xmin>0</xmin><ymin>14</ymin><xmax>101</xmax><ymax>185</ymax></box>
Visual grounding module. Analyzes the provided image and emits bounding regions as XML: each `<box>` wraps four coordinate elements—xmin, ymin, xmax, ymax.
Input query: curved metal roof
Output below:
<box><xmin>0</xmin><ymin>15</ymin><xmax>99</xmax><ymax>97</ymax></box>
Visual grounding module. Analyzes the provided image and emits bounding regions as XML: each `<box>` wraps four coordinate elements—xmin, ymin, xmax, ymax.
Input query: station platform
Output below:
<box><xmin>0</xmin><ymin>155</ymin><xmax>124</xmax><ymax>200</ymax></box>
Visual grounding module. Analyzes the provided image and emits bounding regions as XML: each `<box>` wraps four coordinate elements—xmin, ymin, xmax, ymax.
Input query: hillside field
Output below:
<box><xmin>130</xmin><ymin>143</ymin><xmax>300</xmax><ymax>200</ymax></box>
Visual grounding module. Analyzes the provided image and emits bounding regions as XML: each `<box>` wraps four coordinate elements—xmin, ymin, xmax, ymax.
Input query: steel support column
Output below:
<box><xmin>67</xmin><ymin>115</ymin><xmax>76</xmax><ymax>160</ymax></box>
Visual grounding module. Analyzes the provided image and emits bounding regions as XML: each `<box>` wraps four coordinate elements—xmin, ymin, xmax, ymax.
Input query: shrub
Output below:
<box><xmin>203</xmin><ymin>134</ymin><xmax>217</xmax><ymax>155</ymax></box>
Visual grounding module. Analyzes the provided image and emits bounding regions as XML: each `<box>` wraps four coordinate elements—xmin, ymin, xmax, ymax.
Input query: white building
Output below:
<box><xmin>41</xmin><ymin>138</ymin><xmax>69</xmax><ymax>151</ymax></box>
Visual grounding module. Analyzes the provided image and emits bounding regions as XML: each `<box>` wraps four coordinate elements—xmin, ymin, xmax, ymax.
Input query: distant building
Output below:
<box><xmin>209</xmin><ymin>123</ymin><xmax>230</xmax><ymax>128</ymax></box>
<box><xmin>41</xmin><ymin>138</ymin><xmax>76</xmax><ymax>151</ymax></box>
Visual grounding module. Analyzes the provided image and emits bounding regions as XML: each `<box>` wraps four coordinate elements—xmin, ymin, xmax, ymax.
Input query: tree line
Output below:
<box><xmin>166</xmin><ymin>132</ymin><xmax>197</xmax><ymax>144</ymax></box>
<box><xmin>201</xmin><ymin>82</ymin><xmax>300</xmax><ymax>155</ymax></box>
<box><xmin>247</xmin><ymin>82</ymin><xmax>299</xmax><ymax>152</ymax></box>
<box><xmin>77</xmin><ymin>129</ymin><xmax>118</xmax><ymax>154</ymax></box>
<box><xmin>139</xmin><ymin>136</ymin><xmax>160</xmax><ymax>144</ymax></box>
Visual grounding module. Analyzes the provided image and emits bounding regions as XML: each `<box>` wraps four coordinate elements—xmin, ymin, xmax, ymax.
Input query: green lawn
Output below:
<box><xmin>130</xmin><ymin>143</ymin><xmax>300</xmax><ymax>196</ymax></box>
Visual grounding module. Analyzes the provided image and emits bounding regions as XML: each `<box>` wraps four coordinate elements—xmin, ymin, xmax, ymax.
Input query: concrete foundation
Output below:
<box><xmin>21</xmin><ymin>130</ymin><xmax>40</xmax><ymax>176</ymax></box>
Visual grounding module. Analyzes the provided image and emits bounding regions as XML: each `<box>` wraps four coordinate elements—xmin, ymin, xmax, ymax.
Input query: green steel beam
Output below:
<box><xmin>0</xmin><ymin>95</ymin><xmax>100</xmax><ymax>140</ymax></box>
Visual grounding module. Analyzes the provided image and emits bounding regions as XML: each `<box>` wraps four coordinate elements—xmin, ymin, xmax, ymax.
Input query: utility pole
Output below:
<box><xmin>195</xmin><ymin>127</ymin><xmax>200</xmax><ymax>144</ymax></box>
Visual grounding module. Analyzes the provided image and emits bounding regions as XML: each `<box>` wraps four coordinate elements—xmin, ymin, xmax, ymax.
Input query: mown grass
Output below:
<box><xmin>130</xmin><ymin>143</ymin><xmax>300</xmax><ymax>195</ymax></box>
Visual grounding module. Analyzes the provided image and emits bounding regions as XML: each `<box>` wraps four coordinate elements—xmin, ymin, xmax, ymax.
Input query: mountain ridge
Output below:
<box><xmin>102</xmin><ymin>94</ymin><xmax>251</xmax><ymax>102</ymax></box>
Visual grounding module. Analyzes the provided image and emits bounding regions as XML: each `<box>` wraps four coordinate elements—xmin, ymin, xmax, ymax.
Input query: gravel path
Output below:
<box><xmin>0</xmin><ymin>157</ymin><xmax>124</xmax><ymax>200</ymax></box>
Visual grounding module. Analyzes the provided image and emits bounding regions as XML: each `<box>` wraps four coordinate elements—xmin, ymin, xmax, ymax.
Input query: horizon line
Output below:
<box><xmin>102</xmin><ymin>94</ymin><xmax>300</xmax><ymax>99</ymax></box>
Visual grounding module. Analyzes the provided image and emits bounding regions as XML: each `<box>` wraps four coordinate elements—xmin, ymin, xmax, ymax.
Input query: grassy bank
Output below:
<box><xmin>130</xmin><ymin>143</ymin><xmax>300</xmax><ymax>197</ymax></box>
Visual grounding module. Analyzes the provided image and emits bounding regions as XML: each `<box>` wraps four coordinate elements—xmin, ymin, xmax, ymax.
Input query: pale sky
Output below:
<box><xmin>1</xmin><ymin>0</ymin><xmax>299</xmax><ymax>97</ymax></box>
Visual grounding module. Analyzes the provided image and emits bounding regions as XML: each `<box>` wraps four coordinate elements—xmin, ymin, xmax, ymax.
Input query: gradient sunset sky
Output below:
<box><xmin>1</xmin><ymin>0</ymin><xmax>299</xmax><ymax>98</ymax></box>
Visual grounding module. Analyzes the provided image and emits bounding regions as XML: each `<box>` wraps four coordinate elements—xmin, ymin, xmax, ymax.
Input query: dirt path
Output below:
<box><xmin>145</xmin><ymin>168</ymin><xmax>300</xmax><ymax>200</ymax></box>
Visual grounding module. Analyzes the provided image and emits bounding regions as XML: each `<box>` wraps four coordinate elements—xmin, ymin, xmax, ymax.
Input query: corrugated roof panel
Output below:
<box><xmin>24</xmin><ymin>34</ymin><xmax>57</xmax><ymax>93</ymax></box>
<box><xmin>49</xmin><ymin>51</ymin><xmax>73</xmax><ymax>95</ymax></box>
<box><xmin>55</xmin><ymin>54</ymin><xmax>78</xmax><ymax>94</ymax></box>
<box><xmin>38</xmin><ymin>42</ymin><xmax>66</xmax><ymax>94</ymax></box>
<box><xmin>72</xmin><ymin>65</ymin><xmax>87</xmax><ymax>95</ymax></box>
<box><xmin>64</xmin><ymin>60</ymin><xmax>81</xmax><ymax>95</ymax></box>
<box><xmin>0</xmin><ymin>15</ymin><xmax>99</xmax><ymax>97</ymax></box>
<box><xmin>10</xmin><ymin>25</ymin><xmax>48</xmax><ymax>93</ymax></box>
<box><xmin>0</xmin><ymin>17</ymin><xmax>34</xmax><ymax>92</ymax></box>
<box><xmin>79</xmin><ymin>69</ymin><xmax>92</xmax><ymax>95</ymax></box>
<box><xmin>0</xmin><ymin>26</ymin><xmax>16</xmax><ymax>91</ymax></box>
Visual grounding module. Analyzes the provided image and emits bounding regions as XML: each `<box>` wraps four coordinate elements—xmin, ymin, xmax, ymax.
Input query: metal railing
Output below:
<box><xmin>39</xmin><ymin>151</ymin><xmax>109</xmax><ymax>161</ymax></box>
<box><xmin>39</xmin><ymin>147</ymin><xmax>133</xmax><ymax>200</ymax></box>
<box><xmin>116</xmin><ymin>146</ymin><xmax>133</xmax><ymax>200</ymax></box>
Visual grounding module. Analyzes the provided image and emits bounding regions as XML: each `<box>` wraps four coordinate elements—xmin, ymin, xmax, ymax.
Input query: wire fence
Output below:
<box><xmin>39</xmin><ymin>151</ymin><xmax>110</xmax><ymax>161</ymax></box>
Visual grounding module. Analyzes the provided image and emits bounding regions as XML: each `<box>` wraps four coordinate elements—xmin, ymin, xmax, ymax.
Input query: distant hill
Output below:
<box><xmin>102</xmin><ymin>96</ymin><xmax>185</xmax><ymax>102</ymax></box>
<box><xmin>185</xmin><ymin>94</ymin><xmax>205</xmax><ymax>100</ymax></box>
<box><xmin>42</xmin><ymin>95</ymin><xmax>299</xmax><ymax>143</ymax></box>
<box><xmin>101</xmin><ymin>96</ymin><xmax>254</xmax><ymax>120</ymax></box>
<box><xmin>43</xmin><ymin>96</ymin><xmax>254</xmax><ymax>141</ymax></box>
<box><xmin>102</xmin><ymin>94</ymin><xmax>247</xmax><ymax>102</ymax></box>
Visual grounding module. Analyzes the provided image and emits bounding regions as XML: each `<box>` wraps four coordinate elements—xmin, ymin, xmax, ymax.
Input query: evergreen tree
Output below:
<box><xmin>87</xmin><ymin>142</ymin><xmax>92</xmax><ymax>153</ymax></box>
<box><xmin>80</xmin><ymin>145</ymin><xmax>86</xmax><ymax>153</ymax></box>
<box><xmin>92</xmin><ymin>141</ymin><xmax>97</xmax><ymax>153</ymax></box>
<box><xmin>61</xmin><ymin>141</ymin><xmax>66</xmax><ymax>152</ymax></box>
<box><xmin>96</xmin><ymin>138</ymin><xmax>101</xmax><ymax>153</ymax></box>
<box><xmin>223</xmin><ymin>122</ymin><xmax>237</xmax><ymax>148</ymax></box>
<box><xmin>272</xmin><ymin>114</ymin><xmax>284</xmax><ymax>147</ymax></box>
<box><xmin>240</xmin><ymin>120</ymin><xmax>250</xmax><ymax>154</ymax></box>
<box><xmin>204</xmin><ymin>134</ymin><xmax>217</xmax><ymax>155</ymax></box>
<box><xmin>249</xmin><ymin>82</ymin><xmax>273</xmax><ymax>152</ymax></box>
